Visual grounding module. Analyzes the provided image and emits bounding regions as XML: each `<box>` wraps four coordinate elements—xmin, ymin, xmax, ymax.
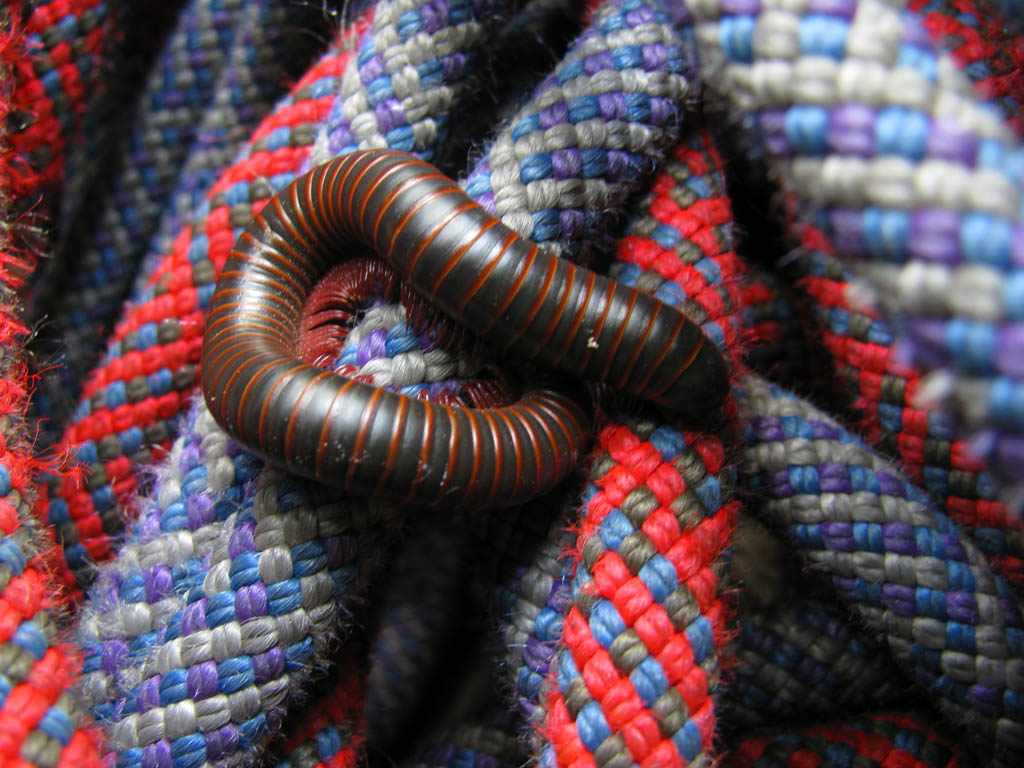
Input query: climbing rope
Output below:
<box><xmin>736</xmin><ymin>374</ymin><xmax>1024</xmax><ymax>763</ymax></box>
<box><xmin>687</xmin><ymin>0</ymin><xmax>1024</xmax><ymax>508</ymax></box>
<box><xmin>32</xmin><ymin>0</ymin><xmax>327</xmax><ymax>432</ymax></box>
<box><xmin>3</xmin><ymin>0</ymin><xmax>1024</xmax><ymax>766</ymax></box>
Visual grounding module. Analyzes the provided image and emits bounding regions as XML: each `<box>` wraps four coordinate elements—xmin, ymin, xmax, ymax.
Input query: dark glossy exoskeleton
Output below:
<box><xmin>201</xmin><ymin>149</ymin><xmax>728</xmax><ymax>507</ymax></box>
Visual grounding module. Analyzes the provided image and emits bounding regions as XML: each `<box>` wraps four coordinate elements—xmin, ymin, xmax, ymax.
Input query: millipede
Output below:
<box><xmin>299</xmin><ymin>257</ymin><xmax>516</xmax><ymax>408</ymax></box>
<box><xmin>201</xmin><ymin>149</ymin><xmax>728</xmax><ymax>508</ymax></box>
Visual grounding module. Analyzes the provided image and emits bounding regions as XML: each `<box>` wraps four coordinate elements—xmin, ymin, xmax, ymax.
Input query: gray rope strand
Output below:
<box><xmin>309</xmin><ymin>0</ymin><xmax>527</xmax><ymax>170</ymax></box>
<box><xmin>726</xmin><ymin>598</ymin><xmax>909</xmax><ymax>728</ymax></box>
<box><xmin>736</xmin><ymin>374</ymin><xmax>1024</xmax><ymax>764</ymax></box>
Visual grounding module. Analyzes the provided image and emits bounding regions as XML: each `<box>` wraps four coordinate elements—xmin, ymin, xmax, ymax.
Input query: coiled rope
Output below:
<box><xmin>4</xmin><ymin>0</ymin><xmax>1024</xmax><ymax>765</ymax></box>
<box><xmin>736</xmin><ymin>374</ymin><xmax>1024</xmax><ymax>763</ymax></box>
<box><xmin>74</xmin><ymin>2</ymin><xmax>704</xmax><ymax>766</ymax></box>
<box><xmin>32</xmin><ymin>0</ymin><xmax>327</xmax><ymax>433</ymax></box>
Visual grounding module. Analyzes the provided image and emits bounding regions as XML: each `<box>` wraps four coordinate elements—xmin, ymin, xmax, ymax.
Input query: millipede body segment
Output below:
<box><xmin>201</xmin><ymin>149</ymin><xmax>728</xmax><ymax>507</ymax></box>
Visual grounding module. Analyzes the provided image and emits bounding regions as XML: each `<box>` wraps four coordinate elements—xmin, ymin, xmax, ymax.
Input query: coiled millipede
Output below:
<box><xmin>201</xmin><ymin>149</ymin><xmax>729</xmax><ymax>508</ymax></box>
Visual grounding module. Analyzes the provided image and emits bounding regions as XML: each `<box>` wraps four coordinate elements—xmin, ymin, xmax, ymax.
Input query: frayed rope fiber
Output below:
<box><xmin>71</xmin><ymin>2</ymin><xmax>722</xmax><ymax>766</ymax></box>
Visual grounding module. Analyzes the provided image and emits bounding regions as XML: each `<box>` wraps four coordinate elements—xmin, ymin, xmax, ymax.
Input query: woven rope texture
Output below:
<box><xmin>0</xmin><ymin>17</ymin><xmax>108</xmax><ymax>766</ymax></box>
<box><xmin>689</xmin><ymin>0</ymin><xmax>1024</xmax><ymax>509</ymax></box>
<box><xmin>33</xmin><ymin>0</ymin><xmax>325</xmax><ymax>431</ymax></box>
<box><xmin>76</xmin><ymin>399</ymin><xmax>398</xmax><ymax>767</ymax></box>
<box><xmin>737</xmin><ymin>374</ymin><xmax>1024</xmax><ymax>763</ymax></box>
<box><xmin>234</xmin><ymin>106</ymin><xmax>749</xmax><ymax>768</ymax></box>
<box><xmin>721</xmin><ymin>712</ymin><xmax>964</xmax><ymax>768</ymax></box>
<box><xmin>5</xmin><ymin>0</ymin><xmax>1024</xmax><ymax>766</ymax></box>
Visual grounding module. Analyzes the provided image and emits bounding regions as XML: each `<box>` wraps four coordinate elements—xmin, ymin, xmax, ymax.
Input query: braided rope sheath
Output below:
<box><xmin>736</xmin><ymin>374</ymin><xmax>1024</xmax><ymax>763</ymax></box>
<box><xmin>792</xmin><ymin>233</ymin><xmax>1024</xmax><ymax>591</ymax></box>
<box><xmin>76</xmin><ymin>282</ymin><xmax>467</xmax><ymax>767</ymax></box>
<box><xmin>70</xmin><ymin>3</ymin><xmax>725</xmax><ymax>763</ymax></box>
<box><xmin>722</xmin><ymin>712</ymin><xmax>964</xmax><ymax>768</ymax></box>
<box><xmin>608</xmin><ymin>131</ymin><xmax>745</xmax><ymax>372</ymax></box>
<box><xmin>76</xmin><ymin>400</ymin><xmax>398</xmax><ymax>768</ymax></box>
<box><xmin>309</xmin><ymin>0</ymin><xmax>523</xmax><ymax>170</ymax></box>
<box><xmin>14</xmin><ymin>3</ymin><xmax>1024</xmax><ymax>765</ymax></box>
<box><xmin>6</xmin><ymin>0</ymin><xmax>116</xmax><ymax>201</ymax></box>
<box><xmin>538</xmin><ymin>418</ymin><xmax>735</xmax><ymax>768</ymax></box>
<box><xmin>53</xmin><ymin>0</ymin><xmax>188</xmax><ymax>245</ymax></box>
<box><xmin>42</xmin><ymin>0</ymin><xmax>529</xmax><ymax>591</ymax></box>
<box><xmin>331</xmin><ymin>303</ymin><xmax>484</xmax><ymax>396</ymax></box>
<box><xmin>462</xmin><ymin>0</ymin><xmax>694</xmax><ymax>263</ymax></box>
<box><xmin>727</xmin><ymin>600</ymin><xmax>907</xmax><ymax>728</ymax></box>
<box><xmin>74</xmin><ymin>238</ymin><xmax>505</xmax><ymax>764</ymax></box>
<box><xmin>0</xmin><ymin>24</ymin><xmax>106</xmax><ymax>767</ymax></box>
<box><xmin>34</xmin><ymin>0</ymin><xmax>323</xmax><ymax>426</ymax></box>
<box><xmin>720</xmin><ymin>168</ymin><xmax>1024</xmax><ymax>593</ymax></box>
<box><xmin>911</xmin><ymin>0</ymin><xmax>1024</xmax><ymax>135</ymax></box>
<box><xmin>687</xmin><ymin>0</ymin><xmax>1024</xmax><ymax>506</ymax></box>
<box><xmin>35</xmin><ymin>0</ymin><xmax>327</xmax><ymax>590</ymax></box>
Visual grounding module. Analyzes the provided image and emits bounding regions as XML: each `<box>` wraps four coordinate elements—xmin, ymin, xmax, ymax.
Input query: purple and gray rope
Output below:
<box><xmin>736</xmin><ymin>374</ymin><xmax>1024</xmax><ymax>764</ymax></box>
<box><xmin>461</xmin><ymin>0</ymin><xmax>695</xmax><ymax>264</ymax></box>
<box><xmin>76</xmin><ymin>400</ymin><xmax>399</xmax><ymax>768</ymax></box>
<box><xmin>726</xmin><ymin>599</ymin><xmax>909</xmax><ymax>728</ymax></box>
<box><xmin>687</xmin><ymin>0</ymin><xmax>1024</xmax><ymax>509</ymax></box>
<box><xmin>307</xmin><ymin>0</ymin><xmax>526</xmax><ymax>172</ymax></box>
<box><xmin>71</xmin><ymin>0</ymin><xmax>703</xmax><ymax>764</ymax></box>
